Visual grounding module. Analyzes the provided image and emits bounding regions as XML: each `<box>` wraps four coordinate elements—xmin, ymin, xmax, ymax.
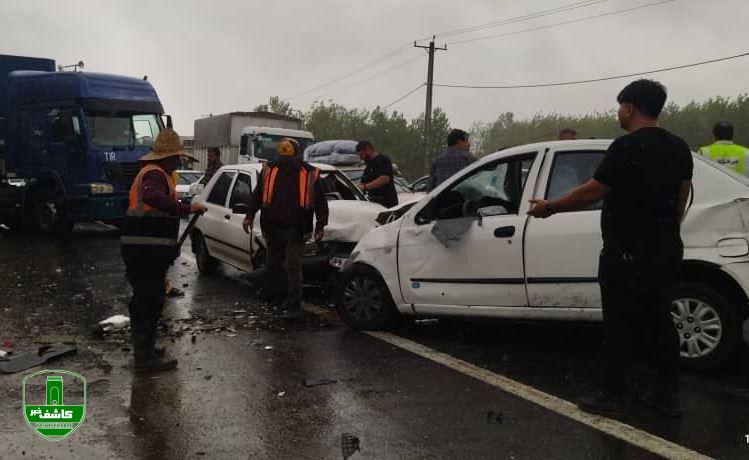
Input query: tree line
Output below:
<box><xmin>255</xmin><ymin>94</ymin><xmax>749</xmax><ymax>180</ymax></box>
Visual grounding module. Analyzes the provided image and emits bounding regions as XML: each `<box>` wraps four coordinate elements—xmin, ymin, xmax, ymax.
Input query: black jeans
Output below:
<box><xmin>123</xmin><ymin>252</ymin><xmax>172</xmax><ymax>362</ymax></box>
<box><xmin>598</xmin><ymin>243</ymin><xmax>682</xmax><ymax>395</ymax></box>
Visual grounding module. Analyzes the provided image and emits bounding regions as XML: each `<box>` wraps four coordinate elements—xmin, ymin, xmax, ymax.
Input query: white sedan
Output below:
<box><xmin>338</xmin><ymin>139</ymin><xmax>749</xmax><ymax>369</ymax></box>
<box><xmin>189</xmin><ymin>162</ymin><xmax>384</xmax><ymax>281</ymax></box>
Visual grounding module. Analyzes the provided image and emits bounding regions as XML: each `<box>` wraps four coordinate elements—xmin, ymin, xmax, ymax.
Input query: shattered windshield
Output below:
<box><xmin>85</xmin><ymin>113</ymin><xmax>162</xmax><ymax>150</ymax></box>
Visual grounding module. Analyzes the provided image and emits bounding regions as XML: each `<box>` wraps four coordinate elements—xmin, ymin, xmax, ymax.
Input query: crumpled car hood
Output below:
<box><xmin>317</xmin><ymin>200</ymin><xmax>384</xmax><ymax>243</ymax></box>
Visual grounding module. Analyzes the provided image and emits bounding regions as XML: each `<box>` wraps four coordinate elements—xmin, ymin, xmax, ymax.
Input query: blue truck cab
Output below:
<box><xmin>0</xmin><ymin>54</ymin><xmax>164</xmax><ymax>232</ymax></box>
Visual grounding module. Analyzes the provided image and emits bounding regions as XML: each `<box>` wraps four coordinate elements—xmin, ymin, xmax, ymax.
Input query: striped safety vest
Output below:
<box><xmin>120</xmin><ymin>163</ymin><xmax>180</xmax><ymax>249</ymax></box>
<box><xmin>261</xmin><ymin>164</ymin><xmax>320</xmax><ymax>210</ymax></box>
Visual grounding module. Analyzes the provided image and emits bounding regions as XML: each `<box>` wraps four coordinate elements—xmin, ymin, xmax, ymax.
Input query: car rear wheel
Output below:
<box><xmin>194</xmin><ymin>232</ymin><xmax>218</xmax><ymax>275</ymax></box>
<box><xmin>337</xmin><ymin>265</ymin><xmax>398</xmax><ymax>330</ymax></box>
<box><xmin>669</xmin><ymin>281</ymin><xmax>743</xmax><ymax>370</ymax></box>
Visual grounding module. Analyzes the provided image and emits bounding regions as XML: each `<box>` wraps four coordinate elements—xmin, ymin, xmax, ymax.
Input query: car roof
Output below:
<box><xmin>216</xmin><ymin>161</ymin><xmax>339</xmax><ymax>173</ymax></box>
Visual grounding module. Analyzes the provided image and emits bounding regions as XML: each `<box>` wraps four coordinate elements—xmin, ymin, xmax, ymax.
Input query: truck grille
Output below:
<box><xmin>104</xmin><ymin>162</ymin><xmax>141</xmax><ymax>190</ymax></box>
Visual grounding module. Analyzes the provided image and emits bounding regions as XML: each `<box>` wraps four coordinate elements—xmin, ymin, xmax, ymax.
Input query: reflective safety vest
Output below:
<box><xmin>700</xmin><ymin>142</ymin><xmax>749</xmax><ymax>174</ymax></box>
<box><xmin>120</xmin><ymin>163</ymin><xmax>180</xmax><ymax>249</ymax></box>
<box><xmin>261</xmin><ymin>164</ymin><xmax>320</xmax><ymax>210</ymax></box>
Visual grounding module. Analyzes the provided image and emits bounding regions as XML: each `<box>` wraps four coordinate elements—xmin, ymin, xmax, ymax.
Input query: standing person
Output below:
<box><xmin>558</xmin><ymin>128</ymin><xmax>579</xmax><ymax>140</ymax></box>
<box><xmin>528</xmin><ymin>79</ymin><xmax>692</xmax><ymax>417</ymax></box>
<box><xmin>356</xmin><ymin>140</ymin><xmax>398</xmax><ymax>208</ymax></box>
<box><xmin>242</xmin><ymin>138</ymin><xmax>328</xmax><ymax>319</ymax></box>
<box><xmin>200</xmin><ymin>147</ymin><xmax>223</xmax><ymax>185</ymax></box>
<box><xmin>429</xmin><ymin>129</ymin><xmax>476</xmax><ymax>190</ymax></box>
<box><xmin>699</xmin><ymin>122</ymin><xmax>749</xmax><ymax>175</ymax></box>
<box><xmin>121</xmin><ymin>128</ymin><xmax>206</xmax><ymax>372</ymax></box>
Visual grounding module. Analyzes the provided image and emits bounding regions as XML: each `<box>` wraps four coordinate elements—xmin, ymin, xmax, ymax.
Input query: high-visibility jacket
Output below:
<box><xmin>700</xmin><ymin>141</ymin><xmax>749</xmax><ymax>174</ymax></box>
<box><xmin>261</xmin><ymin>164</ymin><xmax>320</xmax><ymax>210</ymax></box>
<box><xmin>120</xmin><ymin>163</ymin><xmax>180</xmax><ymax>258</ymax></box>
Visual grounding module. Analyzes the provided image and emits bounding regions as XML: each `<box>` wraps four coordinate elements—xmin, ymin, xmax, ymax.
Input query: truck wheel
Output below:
<box><xmin>336</xmin><ymin>264</ymin><xmax>398</xmax><ymax>330</ymax></box>
<box><xmin>669</xmin><ymin>281</ymin><xmax>743</xmax><ymax>370</ymax></box>
<box><xmin>194</xmin><ymin>232</ymin><xmax>218</xmax><ymax>275</ymax></box>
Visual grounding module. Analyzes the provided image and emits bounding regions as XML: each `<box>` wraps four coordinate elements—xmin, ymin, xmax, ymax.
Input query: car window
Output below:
<box><xmin>317</xmin><ymin>171</ymin><xmax>365</xmax><ymax>200</ymax></box>
<box><xmin>229</xmin><ymin>173</ymin><xmax>252</xmax><ymax>208</ymax></box>
<box><xmin>546</xmin><ymin>151</ymin><xmax>605</xmax><ymax>209</ymax></box>
<box><xmin>177</xmin><ymin>172</ymin><xmax>202</xmax><ymax>185</ymax></box>
<box><xmin>425</xmin><ymin>154</ymin><xmax>536</xmax><ymax>221</ymax></box>
<box><xmin>207</xmin><ymin>171</ymin><xmax>235</xmax><ymax>207</ymax></box>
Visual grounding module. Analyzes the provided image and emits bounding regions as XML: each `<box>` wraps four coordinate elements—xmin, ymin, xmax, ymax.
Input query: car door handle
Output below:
<box><xmin>494</xmin><ymin>226</ymin><xmax>515</xmax><ymax>238</ymax></box>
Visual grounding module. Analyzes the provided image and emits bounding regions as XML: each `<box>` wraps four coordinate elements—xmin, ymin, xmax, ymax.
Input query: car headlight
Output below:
<box><xmin>90</xmin><ymin>183</ymin><xmax>114</xmax><ymax>194</ymax></box>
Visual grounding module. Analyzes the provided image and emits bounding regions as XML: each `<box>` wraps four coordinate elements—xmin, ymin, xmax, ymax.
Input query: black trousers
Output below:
<box><xmin>123</xmin><ymin>252</ymin><xmax>172</xmax><ymax>362</ymax></box>
<box><xmin>598</xmin><ymin>243</ymin><xmax>682</xmax><ymax>395</ymax></box>
<box><xmin>264</xmin><ymin>228</ymin><xmax>305</xmax><ymax>306</ymax></box>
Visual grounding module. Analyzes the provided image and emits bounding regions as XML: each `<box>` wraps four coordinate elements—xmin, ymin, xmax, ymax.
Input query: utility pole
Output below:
<box><xmin>415</xmin><ymin>37</ymin><xmax>447</xmax><ymax>174</ymax></box>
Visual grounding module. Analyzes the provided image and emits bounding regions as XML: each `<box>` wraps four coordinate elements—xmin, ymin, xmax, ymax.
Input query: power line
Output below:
<box><xmin>433</xmin><ymin>51</ymin><xmax>749</xmax><ymax>89</ymax></box>
<box><xmin>289</xmin><ymin>1</ymin><xmax>615</xmax><ymax>102</ymax></box>
<box><xmin>303</xmin><ymin>53</ymin><xmax>425</xmax><ymax>103</ymax></box>
<box><xmin>417</xmin><ymin>0</ymin><xmax>612</xmax><ymax>42</ymax></box>
<box><xmin>285</xmin><ymin>43</ymin><xmax>413</xmax><ymax>101</ymax></box>
<box><xmin>448</xmin><ymin>0</ymin><xmax>674</xmax><ymax>45</ymax></box>
<box><xmin>382</xmin><ymin>84</ymin><xmax>426</xmax><ymax>110</ymax></box>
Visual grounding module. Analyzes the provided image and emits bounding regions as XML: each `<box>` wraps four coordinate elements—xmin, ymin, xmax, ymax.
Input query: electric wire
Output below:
<box><xmin>432</xmin><ymin>51</ymin><xmax>749</xmax><ymax>89</ymax></box>
<box><xmin>416</xmin><ymin>0</ymin><xmax>612</xmax><ymax>42</ymax></box>
<box><xmin>302</xmin><ymin>53</ymin><xmax>426</xmax><ymax>103</ymax></box>
<box><xmin>285</xmin><ymin>43</ymin><xmax>413</xmax><ymax>101</ymax></box>
<box><xmin>382</xmin><ymin>84</ymin><xmax>426</xmax><ymax>110</ymax></box>
<box><xmin>448</xmin><ymin>0</ymin><xmax>674</xmax><ymax>45</ymax></box>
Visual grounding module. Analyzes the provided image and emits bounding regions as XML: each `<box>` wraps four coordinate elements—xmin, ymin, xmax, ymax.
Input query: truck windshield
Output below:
<box><xmin>250</xmin><ymin>134</ymin><xmax>314</xmax><ymax>161</ymax></box>
<box><xmin>85</xmin><ymin>113</ymin><xmax>162</xmax><ymax>149</ymax></box>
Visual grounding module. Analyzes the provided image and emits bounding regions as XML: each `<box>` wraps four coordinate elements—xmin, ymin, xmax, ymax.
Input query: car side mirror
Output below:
<box><xmin>232</xmin><ymin>203</ymin><xmax>248</xmax><ymax>214</ymax></box>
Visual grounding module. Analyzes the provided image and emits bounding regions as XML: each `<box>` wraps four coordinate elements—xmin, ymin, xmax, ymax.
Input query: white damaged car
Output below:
<box><xmin>337</xmin><ymin>139</ymin><xmax>749</xmax><ymax>369</ymax></box>
<box><xmin>190</xmin><ymin>162</ymin><xmax>383</xmax><ymax>282</ymax></box>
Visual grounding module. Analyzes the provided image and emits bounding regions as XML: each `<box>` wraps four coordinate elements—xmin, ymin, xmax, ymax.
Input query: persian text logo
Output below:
<box><xmin>22</xmin><ymin>369</ymin><xmax>86</xmax><ymax>441</ymax></box>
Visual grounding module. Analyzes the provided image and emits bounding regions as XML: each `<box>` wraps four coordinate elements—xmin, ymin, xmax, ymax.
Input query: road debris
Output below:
<box><xmin>303</xmin><ymin>378</ymin><xmax>337</xmax><ymax>388</ymax></box>
<box><xmin>341</xmin><ymin>433</ymin><xmax>361</xmax><ymax>459</ymax></box>
<box><xmin>95</xmin><ymin>315</ymin><xmax>130</xmax><ymax>334</ymax></box>
<box><xmin>0</xmin><ymin>343</ymin><xmax>77</xmax><ymax>374</ymax></box>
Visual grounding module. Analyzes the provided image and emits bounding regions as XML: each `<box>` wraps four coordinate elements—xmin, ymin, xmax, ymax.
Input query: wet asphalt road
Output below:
<box><xmin>1</xmin><ymin>223</ymin><xmax>748</xmax><ymax>459</ymax></box>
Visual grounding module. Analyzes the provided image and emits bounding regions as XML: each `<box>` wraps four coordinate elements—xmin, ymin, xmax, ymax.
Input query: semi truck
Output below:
<box><xmin>0</xmin><ymin>54</ymin><xmax>166</xmax><ymax>233</ymax></box>
<box><xmin>193</xmin><ymin>111</ymin><xmax>314</xmax><ymax>167</ymax></box>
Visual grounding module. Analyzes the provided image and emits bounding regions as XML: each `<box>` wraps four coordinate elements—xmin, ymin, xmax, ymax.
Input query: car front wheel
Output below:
<box><xmin>337</xmin><ymin>265</ymin><xmax>398</xmax><ymax>330</ymax></box>
<box><xmin>669</xmin><ymin>281</ymin><xmax>743</xmax><ymax>370</ymax></box>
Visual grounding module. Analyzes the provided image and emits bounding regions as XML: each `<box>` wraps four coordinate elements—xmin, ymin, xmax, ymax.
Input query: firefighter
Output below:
<box><xmin>121</xmin><ymin>128</ymin><xmax>205</xmax><ymax>372</ymax></box>
<box><xmin>242</xmin><ymin>138</ymin><xmax>328</xmax><ymax>319</ymax></box>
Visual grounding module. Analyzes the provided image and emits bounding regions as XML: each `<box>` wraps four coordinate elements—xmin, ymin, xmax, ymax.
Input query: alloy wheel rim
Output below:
<box><xmin>342</xmin><ymin>277</ymin><xmax>382</xmax><ymax>321</ymax></box>
<box><xmin>671</xmin><ymin>297</ymin><xmax>722</xmax><ymax>359</ymax></box>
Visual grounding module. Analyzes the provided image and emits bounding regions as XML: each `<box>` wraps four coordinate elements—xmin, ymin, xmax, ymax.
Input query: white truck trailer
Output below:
<box><xmin>193</xmin><ymin>111</ymin><xmax>314</xmax><ymax>167</ymax></box>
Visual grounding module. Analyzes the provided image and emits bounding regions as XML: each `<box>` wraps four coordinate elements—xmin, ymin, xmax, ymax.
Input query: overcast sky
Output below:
<box><xmin>2</xmin><ymin>0</ymin><xmax>748</xmax><ymax>135</ymax></box>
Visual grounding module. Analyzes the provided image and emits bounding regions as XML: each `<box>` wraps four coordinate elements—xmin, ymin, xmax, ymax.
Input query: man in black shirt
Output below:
<box><xmin>528</xmin><ymin>79</ymin><xmax>692</xmax><ymax>417</ymax></box>
<box><xmin>356</xmin><ymin>140</ymin><xmax>398</xmax><ymax>208</ymax></box>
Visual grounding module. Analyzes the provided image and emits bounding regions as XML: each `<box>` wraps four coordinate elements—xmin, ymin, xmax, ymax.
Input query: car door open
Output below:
<box><xmin>397</xmin><ymin>153</ymin><xmax>538</xmax><ymax>313</ymax></box>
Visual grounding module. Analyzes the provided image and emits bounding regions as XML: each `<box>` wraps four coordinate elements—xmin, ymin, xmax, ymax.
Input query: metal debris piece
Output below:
<box><xmin>37</xmin><ymin>335</ymin><xmax>77</xmax><ymax>344</ymax></box>
<box><xmin>303</xmin><ymin>378</ymin><xmax>337</xmax><ymax>388</ymax></box>
<box><xmin>341</xmin><ymin>433</ymin><xmax>361</xmax><ymax>459</ymax></box>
